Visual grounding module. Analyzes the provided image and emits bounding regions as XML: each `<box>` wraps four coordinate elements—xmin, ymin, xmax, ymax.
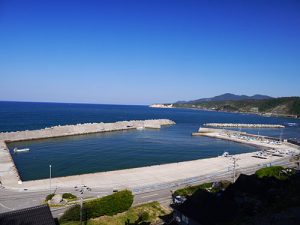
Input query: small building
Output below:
<box><xmin>0</xmin><ymin>205</ymin><xmax>57</xmax><ymax>225</ymax></box>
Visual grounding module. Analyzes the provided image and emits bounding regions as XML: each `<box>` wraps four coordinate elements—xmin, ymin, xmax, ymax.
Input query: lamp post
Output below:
<box><xmin>49</xmin><ymin>164</ymin><xmax>52</xmax><ymax>194</ymax></box>
<box><xmin>74</xmin><ymin>184</ymin><xmax>92</xmax><ymax>225</ymax></box>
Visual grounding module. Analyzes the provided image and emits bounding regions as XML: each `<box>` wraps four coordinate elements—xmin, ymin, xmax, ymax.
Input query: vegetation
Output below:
<box><xmin>255</xmin><ymin>166</ymin><xmax>295</xmax><ymax>180</ymax></box>
<box><xmin>60</xmin><ymin>201</ymin><xmax>167</xmax><ymax>225</ymax></box>
<box><xmin>174</xmin><ymin>181</ymin><xmax>231</xmax><ymax>197</ymax></box>
<box><xmin>45</xmin><ymin>193</ymin><xmax>55</xmax><ymax>201</ymax></box>
<box><xmin>174</xmin><ymin>171</ymin><xmax>300</xmax><ymax>225</ymax></box>
<box><xmin>62</xmin><ymin>193</ymin><xmax>77</xmax><ymax>200</ymax></box>
<box><xmin>173</xmin><ymin>97</ymin><xmax>300</xmax><ymax>117</ymax></box>
<box><xmin>59</xmin><ymin>190</ymin><xmax>134</xmax><ymax>223</ymax></box>
<box><xmin>174</xmin><ymin>182</ymin><xmax>212</xmax><ymax>196</ymax></box>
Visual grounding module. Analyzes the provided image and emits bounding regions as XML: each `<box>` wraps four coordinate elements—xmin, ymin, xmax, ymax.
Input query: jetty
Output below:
<box><xmin>192</xmin><ymin>127</ymin><xmax>298</xmax><ymax>152</ymax></box>
<box><xmin>0</xmin><ymin>119</ymin><xmax>175</xmax><ymax>187</ymax></box>
<box><xmin>0</xmin><ymin>119</ymin><xmax>175</xmax><ymax>143</ymax></box>
<box><xmin>204</xmin><ymin>123</ymin><xmax>285</xmax><ymax>128</ymax></box>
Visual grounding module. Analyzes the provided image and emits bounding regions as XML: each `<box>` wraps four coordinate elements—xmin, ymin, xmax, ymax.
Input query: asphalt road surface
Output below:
<box><xmin>0</xmin><ymin>158</ymin><xmax>297</xmax><ymax>218</ymax></box>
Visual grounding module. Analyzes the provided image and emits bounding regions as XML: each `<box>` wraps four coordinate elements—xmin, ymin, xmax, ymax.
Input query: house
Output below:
<box><xmin>0</xmin><ymin>205</ymin><xmax>58</xmax><ymax>225</ymax></box>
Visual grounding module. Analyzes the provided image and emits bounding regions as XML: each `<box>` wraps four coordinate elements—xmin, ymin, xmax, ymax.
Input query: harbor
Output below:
<box><xmin>0</xmin><ymin>119</ymin><xmax>175</xmax><ymax>187</ymax></box>
<box><xmin>0</xmin><ymin>124</ymin><xmax>299</xmax><ymax>191</ymax></box>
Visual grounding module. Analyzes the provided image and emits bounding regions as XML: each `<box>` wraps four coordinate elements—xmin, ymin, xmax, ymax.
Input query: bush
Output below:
<box><xmin>255</xmin><ymin>166</ymin><xmax>288</xmax><ymax>180</ymax></box>
<box><xmin>59</xmin><ymin>190</ymin><xmax>134</xmax><ymax>222</ymax></box>
<box><xmin>45</xmin><ymin>193</ymin><xmax>55</xmax><ymax>201</ymax></box>
<box><xmin>62</xmin><ymin>193</ymin><xmax>77</xmax><ymax>200</ymax></box>
<box><xmin>174</xmin><ymin>182</ymin><xmax>212</xmax><ymax>196</ymax></box>
<box><xmin>138</xmin><ymin>211</ymin><xmax>150</xmax><ymax>222</ymax></box>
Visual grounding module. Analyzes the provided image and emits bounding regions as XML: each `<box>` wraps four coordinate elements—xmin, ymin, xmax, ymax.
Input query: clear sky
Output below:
<box><xmin>0</xmin><ymin>0</ymin><xmax>300</xmax><ymax>105</ymax></box>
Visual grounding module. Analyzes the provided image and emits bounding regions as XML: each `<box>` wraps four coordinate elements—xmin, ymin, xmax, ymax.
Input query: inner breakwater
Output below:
<box><xmin>204</xmin><ymin>123</ymin><xmax>285</xmax><ymax>128</ymax></box>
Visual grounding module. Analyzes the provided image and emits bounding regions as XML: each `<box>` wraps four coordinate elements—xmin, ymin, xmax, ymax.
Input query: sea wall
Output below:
<box><xmin>0</xmin><ymin>119</ymin><xmax>175</xmax><ymax>142</ymax></box>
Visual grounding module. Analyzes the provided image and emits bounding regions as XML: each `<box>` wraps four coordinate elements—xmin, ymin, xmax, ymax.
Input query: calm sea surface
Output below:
<box><xmin>0</xmin><ymin>101</ymin><xmax>299</xmax><ymax>181</ymax></box>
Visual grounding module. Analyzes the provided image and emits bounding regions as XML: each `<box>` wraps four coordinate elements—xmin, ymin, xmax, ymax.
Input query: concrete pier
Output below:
<box><xmin>204</xmin><ymin>123</ymin><xmax>285</xmax><ymax>128</ymax></box>
<box><xmin>193</xmin><ymin>127</ymin><xmax>299</xmax><ymax>151</ymax></box>
<box><xmin>0</xmin><ymin>119</ymin><xmax>175</xmax><ymax>187</ymax></box>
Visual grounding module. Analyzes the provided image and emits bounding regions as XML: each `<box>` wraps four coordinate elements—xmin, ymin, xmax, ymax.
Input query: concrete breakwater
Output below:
<box><xmin>204</xmin><ymin>123</ymin><xmax>285</xmax><ymax>128</ymax></box>
<box><xmin>0</xmin><ymin>119</ymin><xmax>175</xmax><ymax>142</ymax></box>
<box><xmin>193</xmin><ymin>127</ymin><xmax>300</xmax><ymax>152</ymax></box>
<box><xmin>0</xmin><ymin>119</ymin><xmax>175</xmax><ymax>187</ymax></box>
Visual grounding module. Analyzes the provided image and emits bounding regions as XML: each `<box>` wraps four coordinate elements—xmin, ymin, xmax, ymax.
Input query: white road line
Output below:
<box><xmin>0</xmin><ymin>202</ymin><xmax>14</xmax><ymax>210</ymax></box>
<box><xmin>140</xmin><ymin>193</ymin><xmax>159</xmax><ymax>199</ymax></box>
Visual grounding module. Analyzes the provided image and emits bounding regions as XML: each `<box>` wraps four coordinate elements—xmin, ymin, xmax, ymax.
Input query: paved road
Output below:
<box><xmin>0</xmin><ymin>158</ymin><xmax>297</xmax><ymax>218</ymax></box>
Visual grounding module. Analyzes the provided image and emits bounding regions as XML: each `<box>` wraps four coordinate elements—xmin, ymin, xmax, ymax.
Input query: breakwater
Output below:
<box><xmin>0</xmin><ymin>119</ymin><xmax>175</xmax><ymax>142</ymax></box>
<box><xmin>193</xmin><ymin>127</ymin><xmax>300</xmax><ymax>152</ymax></box>
<box><xmin>204</xmin><ymin>123</ymin><xmax>285</xmax><ymax>128</ymax></box>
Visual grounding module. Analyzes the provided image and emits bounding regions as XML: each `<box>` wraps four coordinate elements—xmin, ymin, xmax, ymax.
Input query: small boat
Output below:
<box><xmin>219</xmin><ymin>152</ymin><xmax>230</xmax><ymax>157</ymax></box>
<box><xmin>13</xmin><ymin>147</ymin><xmax>30</xmax><ymax>153</ymax></box>
<box><xmin>287</xmin><ymin>123</ymin><xmax>297</xmax><ymax>127</ymax></box>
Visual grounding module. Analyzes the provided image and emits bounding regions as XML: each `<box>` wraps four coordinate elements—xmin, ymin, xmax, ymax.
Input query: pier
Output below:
<box><xmin>192</xmin><ymin>127</ymin><xmax>299</xmax><ymax>152</ymax></box>
<box><xmin>204</xmin><ymin>123</ymin><xmax>285</xmax><ymax>128</ymax></box>
<box><xmin>0</xmin><ymin>119</ymin><xmax>175</xmax><ymax>187</ymax></box>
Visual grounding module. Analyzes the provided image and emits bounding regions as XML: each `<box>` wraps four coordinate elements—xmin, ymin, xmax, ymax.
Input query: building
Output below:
<box><xmin>0</xmin><ymin>205</ymin><xmax>57</xmax><ymax>225</ymax></box>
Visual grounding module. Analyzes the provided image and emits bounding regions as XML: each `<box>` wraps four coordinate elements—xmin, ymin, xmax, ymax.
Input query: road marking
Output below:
<box><xmin>140</xmin><ymin>193</ymin><xmax>159</xmax><ymax>199</ymax></box>
<box><xmin>0</xmin><ymin>202</ymin><xmax>14</xmax><ymax>210</ymax></box>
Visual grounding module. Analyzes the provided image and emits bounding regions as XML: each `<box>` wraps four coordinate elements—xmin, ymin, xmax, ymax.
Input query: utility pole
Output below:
<box><xmin>74</xmin><ymin>184</ymin><xmax>92</xmax><ymax>225</ymax></box>
<box><xmin>49</xmin><ymin>164</ymin><xmax>52</xmax><ymax>194</ymax></box>
<box><xmin>231</xmin><ymin>157</ymin><xmax>240</xmax><ymax>183</ymax></box>
<box><xmin>280</xmin><ymin>129</ymin><xmax>283</xmax><ymax>142</ymax></box>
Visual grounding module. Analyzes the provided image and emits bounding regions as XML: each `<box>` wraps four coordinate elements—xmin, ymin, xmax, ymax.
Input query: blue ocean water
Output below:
<box><xmin>0</xmin><ymin>101</ymin><xmax>299</xmax><ymax>181</ymax></box>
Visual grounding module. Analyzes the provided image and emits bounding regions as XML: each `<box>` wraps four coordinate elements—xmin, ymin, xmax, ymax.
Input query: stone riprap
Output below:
<box><xmin>204</xmin><ymin>123</ymin><xmax>285</xmax><ymax>128</ymax></box>
<box><xmin>0</xmin><ymin>119</ymin><xmax>175</xmax><ymax>187</ymax></box>
<box><xmin>0</xmin><ymin>119</ymin><xmax>175</xmax><ymax>142</ymax></box>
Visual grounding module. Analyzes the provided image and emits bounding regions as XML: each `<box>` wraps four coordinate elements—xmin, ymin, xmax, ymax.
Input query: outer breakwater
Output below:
<box><xmin>204</xmin><ymin>123</ymin><xmax>285</xmax><ymax>128</ymax></box>
<box><xmin>0</xmin><ymin>119</ymin><xmax>175</xmax><ymax>187</ymax></box>
<box><xmin>0</xmin><ymin>119</ymin><xmax>175</xmax><ymax>142</ymax></box>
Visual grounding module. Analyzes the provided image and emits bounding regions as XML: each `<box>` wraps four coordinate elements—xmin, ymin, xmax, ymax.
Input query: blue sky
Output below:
<box><xmin>0</xmin><ymin>0</ymin><xmax>300</xmax><ymax>104</ymax></box>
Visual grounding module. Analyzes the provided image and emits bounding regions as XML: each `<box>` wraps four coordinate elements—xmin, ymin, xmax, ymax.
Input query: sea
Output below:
<box><xmin>0</xmin><ymin>101</ymin><xmax>299</xmax><ymax>181</ymax></box>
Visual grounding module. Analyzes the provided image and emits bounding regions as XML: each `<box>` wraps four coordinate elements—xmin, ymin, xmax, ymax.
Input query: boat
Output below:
<box><xmin>219</xmin><ymin>152</ymin><xmax>230</xmax><ymax>157</ymax></box>
<box><xmin>287</xmin><ymin>123</ymin><xmax>297</xmax><ymax>127</ymax></box>
<box><xmin>13</xmin><ymin>147</ymin><xmax>30</xmax><ymax>153</ymax></box>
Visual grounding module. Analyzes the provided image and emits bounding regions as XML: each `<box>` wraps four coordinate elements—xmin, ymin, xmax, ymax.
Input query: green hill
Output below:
<box><xmin>173</xmin><ymin>97</ymin><xmax>300</xmax><ymax>118</ymax></box>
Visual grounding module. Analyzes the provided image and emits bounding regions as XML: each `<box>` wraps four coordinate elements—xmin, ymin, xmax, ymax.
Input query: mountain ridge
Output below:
<box><xmin>176</xmin><ymin>93</ymin><xmax>273</xmax><ymax>104</ymax></box>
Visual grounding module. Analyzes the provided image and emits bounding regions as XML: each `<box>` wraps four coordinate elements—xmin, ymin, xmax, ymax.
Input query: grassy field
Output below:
<box><xmin>60</xmin><ymin>201</ymin><xmax>168</xmax><ymax>225</ymax></box>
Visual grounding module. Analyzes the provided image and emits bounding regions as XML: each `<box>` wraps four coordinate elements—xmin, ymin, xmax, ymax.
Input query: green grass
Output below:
<box><xmin>174</xmin><ymin>182</ymin><xmax>213</xmax><ymax>196</ymax></box>
<box><xmin>60</xmin><ymin>202</ymin><xmax>167</xmax><ymax>225</ymax></box>
<box><xmin>255</xmin><ymin>166</ymin><xmax>295</xmax><ymax>180</ymax></box>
